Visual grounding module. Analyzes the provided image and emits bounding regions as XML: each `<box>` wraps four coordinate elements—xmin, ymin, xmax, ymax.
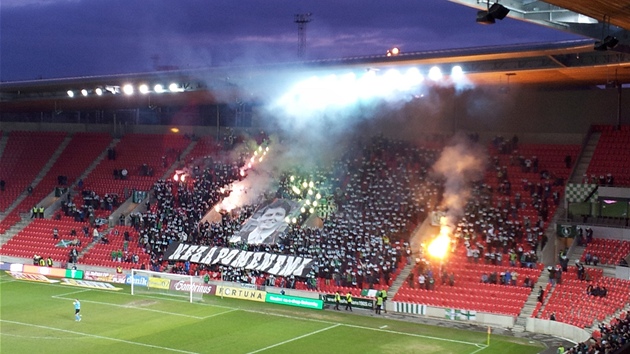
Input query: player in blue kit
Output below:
<box><xmin>73</xmin><ymin>299</ymin><xmax>81</xmax><ymax>321</ymax></box>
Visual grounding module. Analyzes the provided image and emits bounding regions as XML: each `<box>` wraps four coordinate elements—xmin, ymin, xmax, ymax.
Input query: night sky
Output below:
<box><xmin>0</xmin><ymin>0</ymin><xmax>584</xmax><ymax>82</ymax></box>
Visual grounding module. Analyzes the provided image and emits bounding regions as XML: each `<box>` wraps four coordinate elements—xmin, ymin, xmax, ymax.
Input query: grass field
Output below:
<box><xmin>0</xmin><ymin>273</ymin><xmax>545</xmax><ymax>354</ymax></box>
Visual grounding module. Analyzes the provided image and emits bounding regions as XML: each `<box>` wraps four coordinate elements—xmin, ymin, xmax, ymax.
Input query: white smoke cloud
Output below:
<box><xmin>431</xmin><ymin>134</ymin><xmax>487</xmax><ymax>227</ymax></box>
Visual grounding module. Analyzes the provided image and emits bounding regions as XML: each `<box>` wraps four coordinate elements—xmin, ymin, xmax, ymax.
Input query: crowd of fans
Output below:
<box><xmin>120</xmin><ymin>136</ymin><xmax>445</xmax><ymax>290</ymax></box>
<box><xmin>567</xmin><ymin>314</ymin><xmax>630</xmax><ymax>353</ymax></box>
<box><xmin>111</xmin><ymin>132</ymin><xmax>570</xmax><ymax>296</ymax></box>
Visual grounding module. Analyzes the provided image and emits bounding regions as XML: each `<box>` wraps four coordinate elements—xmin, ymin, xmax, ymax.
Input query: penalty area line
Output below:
<box><xmin>0</xmin><ymin>319</ymin><xmax>200</xmax><ymax>354</ymax></box>
<box><xmin>52</xmin><ymin>296</ymin><xmax>206</xmax><ymax>320</ymax></box>
<box><xmin>246</xmin><ymin>324</ymin><xmax>341</xmax><ymax>354</ymax></box>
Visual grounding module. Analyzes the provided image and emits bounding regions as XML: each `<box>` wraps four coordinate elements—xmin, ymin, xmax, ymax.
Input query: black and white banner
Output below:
<box><xmin>164</xmin><ymin>242</ymin><xmax>314</xmax><ymax>277</ymax></box>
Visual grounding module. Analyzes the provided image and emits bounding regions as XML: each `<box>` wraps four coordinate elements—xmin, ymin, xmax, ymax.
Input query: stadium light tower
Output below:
<box><xmin>294</xmin><ymin>13</ymin><xmax>312</xmax><ymax>59</ymax></box>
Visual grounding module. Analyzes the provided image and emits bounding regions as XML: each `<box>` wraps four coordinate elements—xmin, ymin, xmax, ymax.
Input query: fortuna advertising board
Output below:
<box><xmin>216</xmin><ymin>285</ymin><xmax>266</xmax><ymax>302</ymax></box>
<box><xmin>164</xmin><ymin>242</ymin><xmax>314</xmax><ymax>277</ymax></box>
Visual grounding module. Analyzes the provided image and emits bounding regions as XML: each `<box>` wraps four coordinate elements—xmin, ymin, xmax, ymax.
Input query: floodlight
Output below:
<box><xmin>67</xmin><ymin>90</ymin><xmax>74</xmax><ymax>98</ymax></box>
<box><xmin>139</xmin><ymin>84</ymin><xmax>149</xmax><ymax>94</ymax></box>
<box><xmin>81</xmin><ymin>89</ymin><xmax>88</xmax><ymax>97</ymax></box>
<box><xmin>476</xmin><ymin>10</ymin><xmax>495</xmax><ymax>24</ymax></box>
<box><xmin>122</xmin><ymin>84</ymin><xmax>134</xmax><ymax>95</ymax></box>
<box><xmin>428</xmin><ymin>66</ymin><xmax>442</xmax><ymax>81</ymax></box>
<box><xmin>95</xmin><ymin>88</ymin><xmax>103</xmax><ymax>96</ymax></box>
<box><xmin>489</xmin><ymin>3</ymin><xmax>510</xmax><ymax>20</ymax></box>
<box><xmin>451</xmin><ymin>66</ymin><xmax>464</xmax><ymax>80</ymax></box>
<box><xmin>154</xmin><ymin>84</ymin><xmax>165</xmax><ymax>93</ymax></box>
<box><xmin>594</xmin><ymin>35</ymin><xmax>619</xmax><ymax>51</ymax></box>
<box><xmin>476</xmin><ymin>2</ymin><xmax>509</xmax><ymax>24</ymax></box>
<box><xmin>169</xmin><ymin>83</ymin><xmax>179</xmax><ymax>92</ymax></box>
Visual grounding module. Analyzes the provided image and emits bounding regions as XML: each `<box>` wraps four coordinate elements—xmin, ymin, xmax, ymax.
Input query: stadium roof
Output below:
<box><xmin>3</xmin><ymin>0</ymin><xmax>630</xmax><ymax>112</ymax></box>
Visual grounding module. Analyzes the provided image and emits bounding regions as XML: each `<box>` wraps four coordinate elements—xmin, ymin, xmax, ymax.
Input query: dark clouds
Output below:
<box><xmin>0</xmin><ymin>0</ymin><xmax>583</xmax><ymax>81</ymax></box>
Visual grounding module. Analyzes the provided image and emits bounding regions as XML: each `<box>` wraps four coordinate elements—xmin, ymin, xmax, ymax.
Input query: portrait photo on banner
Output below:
<box><xmin>230</xmin><ymin>199</ymin><xmax>298</xmax><ymax>245</ymax></box>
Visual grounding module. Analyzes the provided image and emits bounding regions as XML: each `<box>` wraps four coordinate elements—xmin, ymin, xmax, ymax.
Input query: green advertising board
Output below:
<box><xmin>319</xmin><ymin>294</ymin><xmax>374</xmax><ymax>310</ymax></box>
<box><xmin>265</xmin><ymin>294</ymin><xmax>323</xmax><ymax>310</ymax></box>
<box><xmin>65</xmin><ymin>269</ymin><xmax>84</xmax><ymax>279</ymax></box>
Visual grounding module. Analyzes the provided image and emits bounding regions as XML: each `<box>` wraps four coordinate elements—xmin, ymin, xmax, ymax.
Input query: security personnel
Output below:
<box><xmin>38</xmin><ymin>206</ymin><xmax>45</xmax><ymax>218</ymax></box>
<box><xmin>46</xmin><ymin>257</ymin><xmax>53</xmax><ymax>267</ymax></box>
<box><xmin>31</xmin><ymin>206</ymin><xmax>37</xmax><ymax>219</ymax></box>
<box><xmin>39</xmin><ymin>257</ymin><xmax>46</xmax><ymax>266</ymax></box>
<box><xmin>380</xmin><ymin>289</ymin><xmax>388</xmax><ymax>313</ymax></box>
<box><xmin>375</xmin><ymin>294</ymin><xmax>383</xmax><ymax>315</ymax></box>
<box><xmin>334</xmin><ymin>291</ymin><xmax>341</xmax><ymax>311</ymax></box>
<box><xmin>345</xmin><ymin>292</ymin><xmax>353</xmax><ymax>312</ymax></box>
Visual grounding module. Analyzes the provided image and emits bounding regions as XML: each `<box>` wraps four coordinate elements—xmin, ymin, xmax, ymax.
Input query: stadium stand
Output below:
<box><xmin>587</xmin><ymin>125</ymin><xmax>630</xmax><ymax>186</ymax></box>
<box><xmin>0</xmin><ymin>218</ymin><xmax>91</xmax><ymax>264</ymax></box>
<box><xmin>72</xmin><ymin>133</ymin><xmax>190</xmax><ymax>218</ymax></box>
<box><xmin>0</xmin><ymin>131</ymin><xmax>66</xmax><ymax>211</ymax></box>
<box><xmin>579</xmin><ymin>238</ymin><xmax>630</xmax><ymax>266</ymax></box>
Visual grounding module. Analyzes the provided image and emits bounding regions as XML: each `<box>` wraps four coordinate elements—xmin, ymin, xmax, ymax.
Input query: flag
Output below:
<box><xmin>445</xmin><ymin>308</ymin><xmax>459</xmax><ymax>320</ymax></box>
<box><xmin>55</xmin><ymin>239</ymin><xmax>73</xmax><ymax>248</ymax></box>
<box><xmin>458</xmin><ymin>310</ymin><xmax>476</xmax><ymax>320</ymax></box>
<box><xmin>556</xmin><ymin>224</ymin><xmax>577</xmax><ymax>238</ymax></box>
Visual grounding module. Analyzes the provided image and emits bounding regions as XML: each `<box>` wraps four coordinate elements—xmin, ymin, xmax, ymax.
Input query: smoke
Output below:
<box><xmin>431</xmin><ymin>133</ymin><xmax>487</xmax><ymax>230</ymax></box>
<box><xmin>209</xmin><ymin>65</ymin><xmax>477</xmax><ymax>213</ymax></box>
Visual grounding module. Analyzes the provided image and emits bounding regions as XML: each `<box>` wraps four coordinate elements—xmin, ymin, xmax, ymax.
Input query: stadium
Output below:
<box><xmin>1</xmin><ymin>1</ymin><xmax>630</xmax><ymax>353</ymax></box>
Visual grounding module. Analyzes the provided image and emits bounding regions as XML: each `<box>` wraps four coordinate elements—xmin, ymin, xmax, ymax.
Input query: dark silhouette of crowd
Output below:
<box><xmin>567</xmin><ymin>313</ymin><xmax>630</xmax><ymax>353</ymax></box>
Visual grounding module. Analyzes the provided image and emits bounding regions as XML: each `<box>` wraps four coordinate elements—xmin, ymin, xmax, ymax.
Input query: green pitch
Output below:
<box><xmin>0</xmin><ymin>273</ymin><xmax>544</xmax><ymax>354</ymax></box>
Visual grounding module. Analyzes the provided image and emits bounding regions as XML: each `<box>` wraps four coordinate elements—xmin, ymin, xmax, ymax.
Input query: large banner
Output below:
<box><xmin>165</xmin><ymin>242</ymin><xmax>314</xmax><ymax>277</ymax></box>
<box><xmin>229</xmin><ymin>199</ymin><xmax>299</xmax><ymax>245</ymax></box>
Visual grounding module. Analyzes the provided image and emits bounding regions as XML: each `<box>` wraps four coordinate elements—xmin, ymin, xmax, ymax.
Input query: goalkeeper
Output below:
<box><xmin>73</xmin><ymin>299</ymin><xmax>82</xmax><ymax>321</ymax></box>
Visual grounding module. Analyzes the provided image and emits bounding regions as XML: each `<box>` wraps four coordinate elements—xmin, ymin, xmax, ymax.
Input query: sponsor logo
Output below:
<box><xmin>148</xmin><ymin>277</ymin><xmax>171</xmax><ymax>290</ymax></box>
<box><xmin>61</xmin><ymin>278</ymin><xmax>122</xmax><ymax>291</ymax></box>
<box><xmin>111</xmin><ymin>274</ymin><xmax>128</xmax><ymax>284</ymax></box>
<box><xmin>217</xmin><ymin>286</ymin><xmax>266</xmax><ymax>302</ymax></box>
<box><xmin>265</xmin><ymin>294</ymin><xmax>323</xmax><ymax>310</ymax></box>
<box><xmin>7</xmin><ymin>271</ymin><xmax>58</xmax><ymax>283</ymax></box>
<box><xmin>170</xmin><ymin>281</ymin><xmax>216</xmax><ymax>295</ymax></box>
<box><xmin>320</xmin><ymin>294</ymin><xmax>374</xmax><ymax>309</ymax></box>
<box><xmin>84</xmin><ymin>271</ymin><xmax>115</xmax><ymax>282</ymax></box>
<box><xmin>125</xmin><ymin>275</ymin><xmax>149</xmax><ymax>286</ymax></box>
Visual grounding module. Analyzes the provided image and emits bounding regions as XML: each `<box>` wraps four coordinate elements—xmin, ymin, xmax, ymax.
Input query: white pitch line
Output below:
<box><xmin>200</xmin><ymin>308</ymin><xmax>239</xmax><ymax>319</ymax></box>
<box><xmin>52</xmin><ymin>296</ymin><xmax>205</xmax><ymax>320</ymax></box>
<box><xmin>52</xmin><ymin>289</ymin><xmax>91</xmax><ymax>298</ymax></box>
<box><xmin>342</xmin><ymin>323</ymin><xmax>484</xmax><ymax>347</ymax></box>
<box><xmin>469</xmin><ymin>344</ymin><xmax>489</xmax><ymax>354</ymax></box>
<box><xmin>0</xmin><ymin>319</ymin><xmax>199</xmax><ymax>354</ymax></box>
<box><xmin>246</xmin><ymin>324</ymin><xmax>340</xmax><ymax>354</ymax></box>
